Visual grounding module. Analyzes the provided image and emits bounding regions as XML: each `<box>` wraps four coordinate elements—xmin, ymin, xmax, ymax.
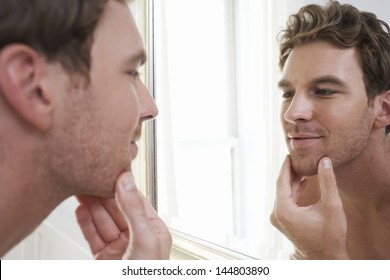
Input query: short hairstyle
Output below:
<box><xmin>279</xmin><ymin>1</ymin><xmax>390</xmax><ymax>100</ymax></box>
<box><xmin>0</xmin><ymin>0</ymin><xmax>127</xmax><ymax>76</ymax></box>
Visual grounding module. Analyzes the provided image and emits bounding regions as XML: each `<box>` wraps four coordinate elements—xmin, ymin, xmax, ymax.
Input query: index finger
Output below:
<box><xmin>275</xmin><ymin>155</ymin><xmax>294</xmax><ymax>201</ymax></box>
<box><xmin>100</xmin><ymin>198</ymin><xmax>128</xmax><ymax>232</ymax></box>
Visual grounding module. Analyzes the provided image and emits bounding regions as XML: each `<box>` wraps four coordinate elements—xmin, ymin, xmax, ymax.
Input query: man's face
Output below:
<box><xmin>279</xmin><ymin>41</ymin><xmax>375</xmax><ymax>176</ymax></box>
<box><xmin>52</xmin><ymin>0</ymin><xmax>157</xmax><ymax>196</ymax></box>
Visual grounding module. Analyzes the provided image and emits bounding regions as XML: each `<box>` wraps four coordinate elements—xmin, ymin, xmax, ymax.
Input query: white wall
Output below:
<box><xmin>286</xmin><ymin>0</ymin><xmax>390</xmax><ymax>24</ymax></box>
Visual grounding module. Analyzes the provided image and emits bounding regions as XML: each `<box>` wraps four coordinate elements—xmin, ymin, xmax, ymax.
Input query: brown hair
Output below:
<box><xmin>279</xmin><ymin>2</ymin><xmax>390</xmax><ymax>97</ymax></box>
<box><xmin>0</xmin><ymin>0</ymin><xmax>125</xmax><ymax>76</ymax></box>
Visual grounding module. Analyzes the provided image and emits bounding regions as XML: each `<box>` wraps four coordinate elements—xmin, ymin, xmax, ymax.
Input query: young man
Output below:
<box><xmin>0</xmin><ymin>0</ymin><xmax>171</xmax><ymax>259</ymax></box>
<box><xmin>271</xmin><ymin>1</ymin><xmax>390</xmax><ymax>259</ymax></box>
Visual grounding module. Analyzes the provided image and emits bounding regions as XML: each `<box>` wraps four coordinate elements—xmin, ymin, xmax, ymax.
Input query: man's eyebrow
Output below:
<box><xmin>277</xmin><ymin>75</ymin><xmax>347</xmax><ymax>89</ymax></box>
<box><xmin>310</xmin><ymin>75</ymin><xmax>347</xmax><ymax>88</ymax></box>
<box><xmin>277</xmin><ymin>79</ymin><xmax>291</xmax><ymax>89</ymax></box>
<box><xmin>123</xmin><ymin>49</ymin><xmax>147</xmax><ymax>67</ymax></box>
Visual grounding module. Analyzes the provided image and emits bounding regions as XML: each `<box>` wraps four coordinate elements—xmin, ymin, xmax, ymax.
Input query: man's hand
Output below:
<box><xmin>75</xmin><ymin>172</ymin><xmax>172</xmax><ymax>260</ymax></box>
<box><xmin>270</xmin><ymin>156</ymin><xmax>349</xmax><ymax>259</ymax></box>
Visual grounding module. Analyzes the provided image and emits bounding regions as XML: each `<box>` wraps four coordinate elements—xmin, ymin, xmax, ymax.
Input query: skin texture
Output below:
<box><xmin>271</xmin><ymin>41</ymin><xmax>390</xmax><ymax>259</ymax></box>
<box><xmin>0</xmin><ymin>0</ymin><xmax>171</xmax><ymax>259</ymax></box>
<box><xmin>279</xmin><ymin>41</ymin><xmax>375</xmax><ymax>177</ymax></box>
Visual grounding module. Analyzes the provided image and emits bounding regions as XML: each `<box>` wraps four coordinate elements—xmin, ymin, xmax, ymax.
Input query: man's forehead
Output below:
<box><xmin>282</xmin><ymin>42</ymin><xmax>362</xmax><ymax>81</ymax></box>
<box><xmin>94</xmin><ymin>0</ymin><xmax>142</xmax><ymax>45</ymax></box>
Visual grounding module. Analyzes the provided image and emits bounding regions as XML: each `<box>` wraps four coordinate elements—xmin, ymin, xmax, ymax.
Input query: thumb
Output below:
<box><xmin>115</xmin><ymin>172</ymin><xmax>150</xmax><ymax>236</ymax></box>
<box><xmin>115</xmin><ymin>172</ymin><xmax>172</xmax><ymax>260</ymax></box>
<box><xmin>317</xmin><ymin>157</ymin><xmax>340</xmax><ymax>205</ymax></box>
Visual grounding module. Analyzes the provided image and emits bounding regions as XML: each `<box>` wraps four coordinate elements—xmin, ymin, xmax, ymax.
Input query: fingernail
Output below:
<box><xmin>120</xmin><ymin>173</ymin><xmax>136</xmax><ymax>191</ymax></box>
<box><xmin>322</xmin><ymin>158</ymin><xmax>331</xmax><ymax>169</ymax></box>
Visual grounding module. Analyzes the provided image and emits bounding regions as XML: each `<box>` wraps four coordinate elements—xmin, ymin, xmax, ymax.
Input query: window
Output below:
<box><xmin>155</xmin><ymin>0</ymin><xmax>237</xmax><ymax>251</ymax></box>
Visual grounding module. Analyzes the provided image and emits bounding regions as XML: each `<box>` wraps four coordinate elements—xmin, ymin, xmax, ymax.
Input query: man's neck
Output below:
<box><xmin>0</xmin><ymin>161</ymin><xmax>67</xmax><ymax>257</ymax></box>
<box><xmin>335</xmin><ymin>135</ymin><xmax>390</xmax><ymax>210</ymax></box>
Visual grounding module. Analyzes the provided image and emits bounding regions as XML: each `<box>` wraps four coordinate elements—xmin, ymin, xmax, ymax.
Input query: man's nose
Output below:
<box><xmin>283</xmin><ymin>93</ymin><xmax>313</xmax><ymax>124</ymax></box>
<box><xmin>138</xmin><ymin>82</ymin><xmax>159</xmax><ymax>122</ymax></box>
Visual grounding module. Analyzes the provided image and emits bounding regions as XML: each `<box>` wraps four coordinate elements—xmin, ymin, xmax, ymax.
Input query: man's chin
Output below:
<box><xmin>88</xmin><ymin>185</ymin><xmax>116</xmax><ymax>198</ymax></box>
<box><xmin>290</xmin><ymin>158</ymin><xmax>319</xmax><ymax>176</ymax></box>
<box><xmin>95</xmin><ymin>167</ymin><xmax>132</xmax><ymax>198</ymax></box>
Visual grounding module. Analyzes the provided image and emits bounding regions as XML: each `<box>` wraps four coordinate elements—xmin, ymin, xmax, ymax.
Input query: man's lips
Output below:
<box><xmin>287</xmin><ymin>133</ymin><xmax>323</xmax><ymax>148</ymax></box>
<box><xmin>288</xmin><ymin>133</ymin><xmax>323</xmax><ymax>139</ymax></box>
<box><xmin>130</xmin><ymin>141</ymin><xmax>138</xmax><ymax>159</ymax></box>
<box><xmin>130</xmin><ymin>126</ymin><xmax>142</xmax><ymax>159</ymax></box>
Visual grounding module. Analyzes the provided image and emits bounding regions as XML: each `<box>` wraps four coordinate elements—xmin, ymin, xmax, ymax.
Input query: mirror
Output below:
<box><xmin>148</xmin><ymin>0</ymin><xmax>390</xmax><ymax>259</ymax></box>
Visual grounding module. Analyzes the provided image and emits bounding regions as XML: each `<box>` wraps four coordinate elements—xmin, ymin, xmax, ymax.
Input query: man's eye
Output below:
<box><xmin>282</xmin><ymin>91</ymin><xmax>294</xmax><ymax>99</ymax></box>
<box><xmin>128</xmin><ymin>70</ymin><xmax>140</xmax><ymax>79</ymax></box>
<box><xmin>315</xmin><ymin>89</ymin><xmax>336</xmax><ymax>96</ymax></box>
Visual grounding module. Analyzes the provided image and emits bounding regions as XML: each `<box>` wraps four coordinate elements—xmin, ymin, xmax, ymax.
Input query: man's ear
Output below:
<box><xmin>0</xmin><ymin>44</ymin><xmax>53</xmax><ymax>131</ymax></box>
<box><xmin>373</xmin><ymin>90</ymin><xmax>390</xmax><ymax>130</ymax></box>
